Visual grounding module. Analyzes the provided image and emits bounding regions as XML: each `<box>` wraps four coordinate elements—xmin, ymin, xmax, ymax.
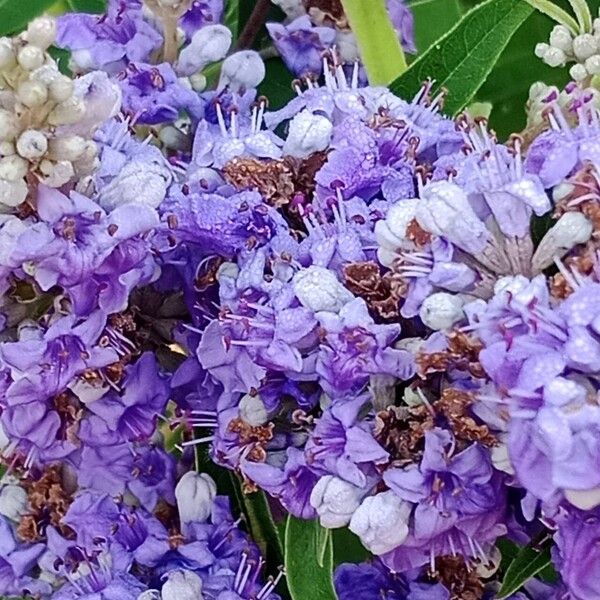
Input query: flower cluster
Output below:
<box><xmin>2</xmin><ymin>0</ymin><xmax>600</xmax><ymax>598</ymax></box>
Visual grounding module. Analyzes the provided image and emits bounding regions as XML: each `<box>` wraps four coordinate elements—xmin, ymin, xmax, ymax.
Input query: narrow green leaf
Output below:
<box><xmin>341</xmin><ymin>0</ymin><xmax>407</xmax><ymax>85</ymax></box>
<box><xmin>498</xmin><ymin>545</ymin><xmax>553</xmax><ymax>598</ymax></box>
<box><xmin>525</xmin><ymin>0</ymin><xmax>580</xmax><ymax>33</ymax></box>
<box><xmin>66</xmin><ymin>0</ymin><xmax>106</xmax><ymax>12</ymax></box>
<box><xmin>0</xmin><ymin>0</ymin><xmax>56</xmax><ymax>35</ymax></box>
<box><xmin>390</xmin><ymin>0</ymin><xmax>534</xmax><ymax>115</ymax></box>
<box><xmin>224</xmin><ymin>0</ymin><xmax>241</xmax><ymax>41</ymax></box>
<box><xmin>285</xmin><ymin>517</ymin><xmax>337</xmax><ymax>600</ymax></box>
<box><xmin>409</xmin><ymin>0</ymin><xmax>462</xmax><ymax>52</ymax></box>
<box><xmin>316</xmin><ymin>525</ymin><xmax>332</xmax><ymax>568</ymax></box>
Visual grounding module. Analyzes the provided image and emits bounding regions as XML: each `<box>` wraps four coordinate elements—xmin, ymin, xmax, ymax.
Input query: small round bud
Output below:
<box><xmin>175</xmin><ymin>472</ymin><xmax>217</xmax><ymax>533</ymax></box>
<box><xmin>0</xmin><ymin>142</ymin><xmax>15</xmax><ymax>156</ymax></box>
<box><xmin>570</xmin><ymin>62</ymin><xmax>589</xmax><ymax>81</ymax></box>
<box><xmin>534</xmin><ymin>42</ymin><xmax>550</xmax><ymax>59</ymax></box>
<box><xmin>573</xmin><ymin>33</ymin><xmax>598</xmax><ymax>61</ymax></box>
<box><xmin>48</xmin><ymin>98</ymin><xmax>86</xmax><ymax>126</ymax></box>
<box><xmin>17</xmin><ymin>44</ymin><xmax>45</xmax><ymax>71</ymax></box>
<box><xmin>40</xmin><ymin>159</ymin><xmax>74</xmax><ymax>187</ymax></box>
<box><xmin>0</xmin><ymin>155</ymin><xmax>28</xmax><ymax>181</ymax></box>
<box><xmin>419</xmin><ymin>292</ymin><xmax>465</xmax><ymax>330</ymax></box>
<box><xmin>219</xmin><ymin>50</ymin><xmax>266</xmax><ymax>92</ymax></box>
<box><xmin>189</xmin><ymin>72</ymin><xmax>207</xmax><ymax>92</ymax></box>
<box><xmin>0</xmin><ymin>178</ymin><xmax>28</xmax><ymax>207</ymax></box>
<box><xmin>0</xmin><ymin>109</ymin><xmax>20</xmax><ymax>141</ymax></box>
<box><xmin>310</xmin><ymin>475</ymin><xmax>364</xmax><ymax>529</ymax></box>
<box><xmin>16</xmin><ymin>129</ymin><xmax>47</xmax><ymax>159</ymax></box>
<box><xmin>49</xmin><ymin>75</ymin><xmax>74</xmax><ymax>102</ymax></box>
<box><xmin>549</xmin><ymin>25</ymin><xmax>573</xmax><ymax>53</ymax></box>
<box><xmin>293</xmin><ymin>265</ymin><xmax>353</xmax><ymax>313</ymax></box>
<box><xmin>283</xmin><ymin>109</ymin><xmax>333</xmax><ymax>158</ymax></box>
<box><xmin>17</xmin><ymin>80</ymin><xmax>48</xmax><ymax>108</ymax></box>
<box><xmin>177</xmin><ymin>25</ymin><xmax>232</xmax><ymax>76</ymax></box>
<box><xmin>239</xmin><ymin>393</ymin><xmax>268</xmax><ymax>426</ymax></box>
<box><xmin>0</xmin><ymin>38</ymin><xmax>16</xmax><ymax>71</ymax></box>
<box><xmin>542</xmin><ymin>47</ymin><xmax>567</xmax><ymax>68</ymax></box>
<box><xmin>26</xmin><ymin>17</ymin><xmax>56</xmax><ymax>50</ymax></box>
<box><xmin>585</xmin><ymin>54</ymin><xmax>600</xmax><ymax>75</ymax></box>
<box><xmin>137</xmin><ymin>592</ymin><xmax>161</xmax><ymax>600</ymax></box>
<box><xmin>48</xmin><ymin>135</ymin><xmax>86</xmax><ymax>162</ymax></box>
<box><xmin>161</xmin><ymin>570</ymin><xmax>204</xmax><ymax>600</ymax></box>
<box><xmin>0</xmin><ymin>482</ymin><xmax>28</xmax><ymax>521</ymax></box>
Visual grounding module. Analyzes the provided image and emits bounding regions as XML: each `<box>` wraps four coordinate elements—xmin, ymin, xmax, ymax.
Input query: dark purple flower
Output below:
<box><xmin>181</xmin><ymin>0</ymin><xmax>224</xmax><ymax>38</ymax></box>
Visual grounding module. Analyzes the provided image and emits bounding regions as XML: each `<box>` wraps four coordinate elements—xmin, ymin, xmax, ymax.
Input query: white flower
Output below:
<box><xmin>283</xmin><ymin>110</ymin><xmax>333</xmax><ymax>158</ymax></box>
<box><xmin>293</xmin><ymin>266</ymin><xmax>354</xmax><ymax>313</ymax></box>
<box><xmin>349</xmin><ymin>491</ymin><xmax>411</xmax><ymax>555</ymax></box>
<box><xmin>419</xmin><ymin>292</ymin><xmax>465</xmax><ymax>331</ymax></box>
<box><xmin>175</xmin><ymin>472</ymin><xmax>217</xmax><ymax>532</ymax></box>
<box><xmin>310</xmin><ymin>476</ymin><xmax>364</xmax><ymax>529</ymax></box>
<box><xmin>161</xmin><ymin>570</ymin><xmax>204</xmax><ymax>600</ymax></box>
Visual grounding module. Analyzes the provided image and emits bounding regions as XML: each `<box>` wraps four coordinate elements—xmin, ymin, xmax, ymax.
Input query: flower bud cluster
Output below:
<box><xmin>0</xmin><ymin>17</ymin><xmax>115</xmax><ymax>207</ymax></box>
<box><xmin>535</xmin><ymin>19</ymin><xmax>600</xmax><ymax>81</ymax></box>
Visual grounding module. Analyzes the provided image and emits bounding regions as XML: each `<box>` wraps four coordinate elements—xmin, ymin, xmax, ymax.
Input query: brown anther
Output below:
<box><xmin>107</xmin><ymin>223</ymin><xmax>119</xmax><ymax>236</ymax></box>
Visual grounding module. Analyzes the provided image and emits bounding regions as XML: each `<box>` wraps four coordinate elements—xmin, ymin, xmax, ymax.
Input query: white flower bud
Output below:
<box><xmin>271</xmin><ymin>0</ymin><xmax>306</xmax><ymax>18</ymax></box>
<box><xmin>239</xmin><ymin>393</ymin><xmax>268</xmax><ymax>427</ymax></box>
<box><xmin>0</xmin><ymin>155</ymin><xmax>28</xmax><ymax>181</ymax></box>
<box><xmin>219</xmin><ymin>51</ymin><xmax>266</xmax><ymax>92</ymax></box>
<box><xmin>177</xmin><ymin>25</ymin><xmax>232</xmax><ymax>76</ymax></box>
<box><xmin>573</xmin><ymin>33</ymin><xmax>598</xmax><ymax>61</ymax></box>
<box><xmin>570</xmin><ymin>62</ymin><xmax>589</xmax><ymax>81</ymax></box>
<box><xmin>137</xmin><ymin>591</ymin><xmax>161</xmax><ymax>600</ymax></box>
<box><xmin>585</xmin><ymin>54</ymin><xmax>600</xmax><ymax>74</ymax></box>
<box><xmin>0</xmin><ymin>38</ymin><xmax>16</xmax><ymax>71</ymax></box>
<box><xmin>40</xmin><ymin>159</ymin><xmax>75</xmax><ymax>187</ymax></box>
<box><xmin>0</xmin><ymin>178</ymin><xmax>27</xmax><ymax>207</ymax></box>
<box><xmin>48</xmin><ymin>135</ymin><xmax>87</xmax><ymax>162</ymax></box>
<box><xmin>190</xmin><ymin>73</ymin><xmax>207</xmax><ymax>92</ymax></box>
<box><xmin>565</xmin><ymin>487</ymin><xmax>600</xmax><ymax>510</ymax></box>
<box><xmin>0</xmin><ymin>483</ymin><xmax>28</xmax><ymax>521</ymax></box>
<box><xmin>293</xmin><ymin>265</ymin><xmax>354</xmax><ymax>313</ymax></box>
<box><xmin>175</xmin><ymin>472</ymin><xmax>217</xmax><ymax>531</ymax></box>
<box><xmin>161</xmin><ymin>570</ymin><xmax>205</xmax><ymax>600</ymax></box>
<box><xmin>419</xmin><ymin>292</ymin><xmax>465</xmax><ymax>330</ymax></box>
<box><xmin>16</xmin><ymin>129</ymin><xmax>47</xmax><ymax>159</ymax></box>
<box><xmin>0</xmin><ymin>142</ymin><xmax>15</xmax><ymax>156</ymax></box>
<box><xmin>491</xmin><ymin>442</ymin><xmax>514</xmax><ymax>475</ymax></box>
<box><xmin>310</xmin><ymin>475</ymin><xmax>364</xmax><ymax>529</ymax></box>
<box><xmin>17</xmin><ymin>80</ymin><xmax>48</xmax><ymax>108</ymax></box>
<box><xmin>17</xmin><ymin>44</ymin><xmax>44</xmax><ymax>71</ymax></box>
<box><xmin>158</xmin><ymin>126</ymin><xmax>189</xmax><ymax>151</ymax></box>
<box><xmin>549</xmin><ymin>25</ymin><xmax>573</xmax><ymax>53</ymax></box>
<box><xmin>534</xmin><ymin>42</ymin><xmax>550</xmax><ymax>59</ymax></box>
<box><xmin>532</xmin><ymin>212</ymin><xmax>593</xmax><ymax>272</ymax></box>
<box><xmin>349</xmin><ymin>491</ymin><xmax>411</xmax><ymax>555</ymax></box>
<box><xmin>49</xmin><ymin>76</ymin><xmax>74</xmax><ymax>103</ymax></box>
<box><xmin>375</xmin><ymin>198</ymin><xmax>419</xmax><ymax>266</ymax></box>
<box><xmin>0</xmin><ymin>109</ymin><xmax>20</xmax><ymax>141</ymax></box>
<box><xmin>283</xmin><ymin>109</ymin><xmax>333</xmax><ymax>158</ymax></box>
<box><xmin>26</xmin><ymin>17</ymin><xmax>56</xmax><ymax>50</ymax></box>
<box><xmin>542</xmin><ymin>47</ymin><xmax>567</xmax><ymax>68</ymax></box>
<box><xmin>48</xmin><ymin>98</ymin><xmax>86</xmax><ymax>126</ymax></box>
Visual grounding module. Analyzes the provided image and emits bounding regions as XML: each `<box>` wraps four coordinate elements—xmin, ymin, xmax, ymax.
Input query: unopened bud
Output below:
<box><xmin>283</xmin><ymin>109</ymin><xmax>333</xmax><ymax>158</ymax></box>
<box><xmin>349</xmin><ymin>491</ymin><xmax>411</xmax><ymax>555</ymax></box>
<box><xmin>17</xmin><ymin>80</ymin><xmax>48</xmax><ymax>108</ymax></box>
<box><xmin>573</xmin><ymin>33</ymin><xmax>598</xmax><ymax>61</ymax></box>
<box><xmin>542</xmin><ymin>46</ymin><xmax>567</xmax><ymax>68</ymax></box>
<box><xmin>161</xmin><ymin>570</ymin><xmax>204</xmax><ymax>600</ymax></box>
<box><xmin>570</xmin><ymin>62</ymin><xmax>589</xmax><ymax>81</ymax></box>
<box><xmin>189</xmin><ymin>72</ymin><xmax>207</xmax><ymax>92</ymax></box>
<box><xmin>534</xmin><ymin>42</ymin><xmax>550</xmax><ymax>59</ymax></box>
<box><xmin>40</xmin><ymin>159</ymin><xmax>74</xmax><ymax>187</ymax></box>
<box><xmin>0</xmin><ymin>109</ymin><xmax>20</xmax><ymax>141</ymax></box>
<box><xmin>48</xmin><ymin>98</ymin><xmax>86</xmax><ymax>126</ymax></box>
<box><xmin>0</xmin><ymin>38</ymin><xmax>15</xmax><ymax>71</ymax></box>
<box><xmin>549</xmin><ymin>25</ymin><xmax>573</xmax><ymax>53</ymax></box>
<box><xmin>26</xmin><ymin>17</ymin><xmax>56</xmax><ymax>50</ymax></box>
<box><xmin>0</xmin><ymin>178</ymin><xmax>27</xmax><ymax>207</ymax></box>
<box><xmin>177</xmin><ymin>25</ymin><xmax>232</xmax><ymax>76</ymax></box>
<box><xmin>585</xmin><ymin>55</ymin><xmax>600</xmax><ymax>75</ymax></box>
<box><xmin>310</xmin><ymin>475</ymin><xmax>364</xmax><ymax>529</ymax></box>
<box><xmin>219</xmin><ymin>51</ymin><xmax>266</xmax><ymax>92</ymax></box>
<box><xmin>137</xmin><ymin>592</ymin><xmax>161</xmax><ymax>600</ymax></box>
<box><xmin>48</xmin><ymin>135</ymin><xmax>87</xmax><ymax>162</ymax></box>
<box><xmin>0</xmin><ymin>483</ymin><xmax>28</xmax><ymax>521</ymax></box>
<box><xmin>419</xmin><ymin>292</ymin><xmax>465</xmax><ymax>330</ymax></box>
<box><xmin>0</xmin><ymin>155</ymin><xmax>28</xmax><ymax>181</ymax></box>
<box><xmin>239</xmin><ymin>393</ymin><xmax>268</xmax><ymax>426</ymax></box>
<box><xmin>16</xmin><ymin>129</ymin><xmax>47</xmax><ymax>159</ymax></box>
<box><xmin>293</xmin><ymin>265</ymin><xmax>353</xmax><ymax>313</ymax></box>
<box><xmin>17</xmin><ymin>44</ymin><xmax>44</xmax><ymax>71</ymax></box>
<box><xmin>49</xmin><ymin>75</ymin><xmax>74</xmax><ymax>103</ymax></box>
<box><xmin>175</xmin><ymin>472</ymin><xmax>216</xmax><ymax>532</ymax></box>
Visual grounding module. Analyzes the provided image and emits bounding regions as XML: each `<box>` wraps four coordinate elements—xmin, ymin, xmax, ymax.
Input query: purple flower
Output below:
<box><xmin>119</xmin><ymin>62</ymin><xmax>204</xmax><ymax>124</ymax></box>
<box><xmin>181</xmin><ymin>0</ymin><xmax>225</xmax><ymax>39</ymax></box>
<box><xmin>387</xmin><ymin>0</ymin><xmax>417</xmax><ymax>54</ymax></box>
<box><xmin>56</xmin><ymin>0</ymin><xmax>162</xmax><ymax>73</ymax></box>
<box><xmin>267</xmin><ymin>16</ymin><xmax>336</xmax><ymax>77</ymax></box>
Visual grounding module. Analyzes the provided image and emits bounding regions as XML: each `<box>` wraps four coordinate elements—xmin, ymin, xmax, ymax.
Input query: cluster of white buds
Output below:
<box><xmin>0</xmin><ymin>16</ymin><xmax>117</xmax><ymax>208</ymax></box>
<box><xmin>535</xmin><ymin>17</ymin><xmax>600</xmax><ymax>81</ymax></box>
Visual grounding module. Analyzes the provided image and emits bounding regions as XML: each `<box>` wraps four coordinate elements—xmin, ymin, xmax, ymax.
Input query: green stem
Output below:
<box><xmin>524</xmin><ymin>0</ymin><xmax>580</xmax><ymax>34</ymax></box>
<box><xmin>341</xmin><ymin>0</ymin><xmax>407</xmax><ymax>85</ymax></box>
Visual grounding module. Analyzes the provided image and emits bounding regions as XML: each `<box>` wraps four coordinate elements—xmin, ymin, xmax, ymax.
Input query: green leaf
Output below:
<box><xmin>0</xmin><ymin>0</ymin><xmax>56</xmax><ymax>35</ymax></box>
<box><xmin>498</xmin><ymin>544</ymin><xmax>553</xmax><ymax>598</ymax></box>
<box><xmin>224</xmin><ymin>0</ymin><xmax>241</xmax><ymax>41</ymax></box>
<box><xmin>341</xmin><ymin>0</ymin><xmax>407</xmax><ymax>85</ymax></box>
<box><xmin>390</xmin><ymin>0</ymin><xmax>534</xmax><ymax>115</ymax></box>
<box><xmin>258</xmin><ymin>57</ymin><xmax>295</xmax><ymax>110</ymax></box>
<box><xmin>66</xmin><ymin>0</ymin><xmax>106</xmax><ymax>12</ymax></box>
<box><xmin>285</xmin><ymin>517</ymin><xmax>337</xmax><ymax>600</ymax></box>
<box><xmin>409</xmin><ymin>0</ymin><xmax>462</xmax><ymax>53</ymax></box>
